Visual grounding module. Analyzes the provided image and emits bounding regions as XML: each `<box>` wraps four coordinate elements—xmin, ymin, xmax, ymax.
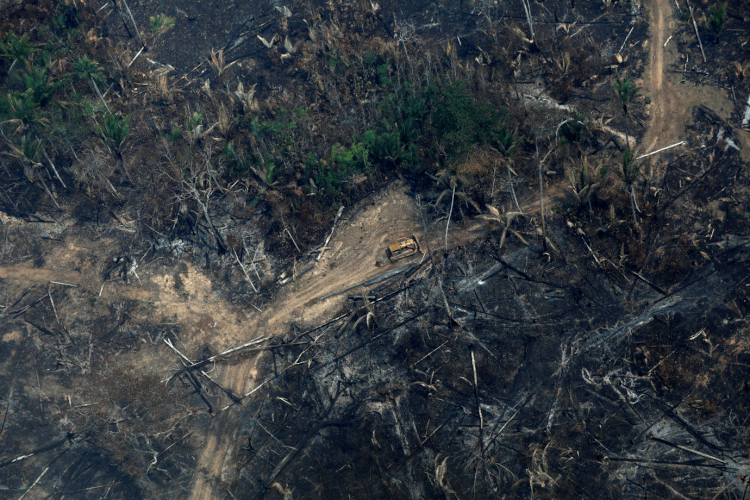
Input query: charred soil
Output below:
<box><xmin>1</xmin><ymin>0</ymin><xmax>749</xmax><ymax>499</ymax></box>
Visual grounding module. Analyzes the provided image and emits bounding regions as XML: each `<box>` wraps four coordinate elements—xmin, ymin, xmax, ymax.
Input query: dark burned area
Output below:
<box><xmin>1</xmin><ymin>0</ymin><xmax>750</xmax><ymax>499</ymax></box>
<box><xmin>229</xmin><ymin>109</ymin><xmax>750</xmax><ymax>499</ymax></box>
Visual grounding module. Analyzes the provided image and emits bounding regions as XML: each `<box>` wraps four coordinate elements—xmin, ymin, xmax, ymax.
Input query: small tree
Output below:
<box><xmin>567</xmin><ymin>158</ymin><xmax>603</xmax><ymax>216</ymax></box>
<box><xmin>478</xmin><ymin>205</ymin><xmax>528</xmax><ymax>251</ymax></box>
<box><xmin>620</xmin><ymin>148</ymin><xmax>641</xmax><ymax>226</ymax></box>
<box><xmin>612</xmin><ymin>71</ymin><xmax>640</xmax><ymax>116</ymax></box>
<box><xmin>0</xmin><ymin>33</ymin><xmax>36</xmax><ymax>71</ymax></box>
<box><xmin>4</xmin><ymin>133</ymin><xmax>42</xmax><ymax>181</ymax></box>
<box><xmin>613</xmin><ymin>71</ymin><xmax>640</xmax><ymax>147</ymax></box>
<box><xmin>707</xmin><ymin>5</ymin><xmax>726</xmax><ymax>36</ymax></box>
<box><xmin>73</xmin><ymin>57</ymin><xmax>105</xmax><ymax>84</ymax></box>
<box><xmin>97</xmin><ymin>111</ymin><xmax>130</xmax><ymax>160</ymax></box>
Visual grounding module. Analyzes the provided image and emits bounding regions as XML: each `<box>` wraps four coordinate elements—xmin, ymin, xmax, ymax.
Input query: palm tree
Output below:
<box><xmin>431</xmin><ymin>169</ymin><xmax>481</xmax><ymax>213</ymax></box>
<box><xmin>0</xmin><ymin>33</ymin><xmax>36</xmax><ymax>72</ymax></box>
<box><xmin>96</xmin><ymin>111</ymin><xmax>130</xmax><ymax>160</ymax></box>
<box><xmin>430</xmin><ymin>168</ymin><xmax>480</xmax><ymax>250</ymax></box>
<box><xmin>567</xmin><ymin>158</ymin><xmax>601</xmax><ymax>218</ymax></box>
<box><xmin>351</xmin><ymin>287</ymin><xmax>377</xmax><ymax>331</ymax></box>
<box><xmin>612</xmin><ymin>71</ymin><xmax>639</xmax><ymax>147</ymax></box>
<box><xmin>478</xmin><ymin>205</ymin><xmax>528</xmax><ymax>250</ymax></box>
<box><xmin>620</xmin><ymin>149</ymin><xmax>640</xmax><ymax>226</ymax></box>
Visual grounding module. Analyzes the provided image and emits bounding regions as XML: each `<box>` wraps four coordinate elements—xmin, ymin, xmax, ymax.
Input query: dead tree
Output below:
<box><xmin>164</xmin><ymin>143</ymin><xmax>228</xmax><ymax>253</ymax></box>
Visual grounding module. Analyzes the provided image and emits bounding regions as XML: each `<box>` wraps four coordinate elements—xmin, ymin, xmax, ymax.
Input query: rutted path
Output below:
<box><xmin>641</xmin><ymin>0</ymin><xmax>737</xmax><ymax>168</ymax></box>
<box><xmin>186</xmin><ymin>183</ymin><xmax>424</xmax><ymax>500</ymax></box>
<box><xmin>0</xmin><ymin>184</ymin><xmax>425</xmax><ymax>500</ymax></box>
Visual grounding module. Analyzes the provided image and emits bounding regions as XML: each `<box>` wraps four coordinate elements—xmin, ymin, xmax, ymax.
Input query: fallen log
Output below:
<box><xmin>686</xmin><ymin>0</ymin><xmax>707</xmax><ymax>63</ymax></box>
<box><xmin>166</xmin><ymin>336</ymin><xmax>267</xmax><ymax>380</ymax></box>
<box><xmin>317</xmin><ymin>262</ymin><xmax>415</xmax><ymax>301</ymax></box>
<box><xmin>317</xmin><ymin>205</ymin><xmax>345</xmax><ymax>261</ymax></box>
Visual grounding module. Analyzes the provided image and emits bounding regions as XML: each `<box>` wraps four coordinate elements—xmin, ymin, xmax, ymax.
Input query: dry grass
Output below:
<box><xmin>206</xmin><ymin>48</ymin><xmax>237</xmax><ymax>78</ymax></box>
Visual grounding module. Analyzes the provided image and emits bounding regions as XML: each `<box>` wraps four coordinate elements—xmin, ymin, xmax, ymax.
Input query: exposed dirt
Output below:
<box><xmin>642</xmin><ymin>0</ymin><xmax>741</xmax><ymax>167</ymax></box>
<box><xmin>0</xmin><ymin>182</ymin><xmax>428</xmax><ymax>499</ymax></box>
<box><xmin>186</xmin><ymin>182</ymin><xmax>426</xmax><ymax>499</ymax></box>
<box><xmin>2</xmin><ymin>0</ymin><xmax>749</xmax><ymax>498</ymax></box>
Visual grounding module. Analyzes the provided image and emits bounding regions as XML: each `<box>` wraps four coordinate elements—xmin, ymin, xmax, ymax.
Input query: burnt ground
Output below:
<box><xmin>1</xmin><ymin>0</ymin><xmax>750</xmax><ymax>499</ymax></box>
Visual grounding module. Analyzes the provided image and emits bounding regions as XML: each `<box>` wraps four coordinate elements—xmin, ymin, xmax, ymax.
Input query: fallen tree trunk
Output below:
<box><xmin>317</xmin><ymin>262</ymin><xmax>416</xmax><ymax>301</ymax></box>
<box><xmin>317</xmin><ymin>205</ymin><xmax>345</xmax><ymax>261</ymax></box>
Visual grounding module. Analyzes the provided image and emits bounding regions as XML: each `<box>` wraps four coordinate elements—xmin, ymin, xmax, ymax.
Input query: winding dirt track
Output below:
<box><xmin>641</xmin><ymin>0</ymin><xmax>738</xmax><ymax>166</ymax></box>
<box><xmin>1</xmin><ymin>2</ymin><xmax>745</xmax><ymax>497</ymax></box>
<box><xmin>186</xmin><ymin>184</ymin><xmax>424</xmax><ymax>500</ymax></box>
<box><xmin>0</xmin><ymin>184</ymin><xmax>425</xmax><ymax>499</ymax></box>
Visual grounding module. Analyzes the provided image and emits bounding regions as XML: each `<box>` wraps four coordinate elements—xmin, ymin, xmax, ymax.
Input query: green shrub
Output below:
<box><xmin>51</xmin><ymin>5</ymin><xmax>79</xmax><ymax>35</ymax></box>
<box><xmin>150</xmin><ymin>15</ymin><xmax>175</xmax><ymax>34</ymax></box>
<box><xmin>23</xmin><ymin>65</ymin><xmax>62</xmax><ymax>107</ymax></box>
<box><xmin>361</xmin><ymin>128</ymin><xmax>418</xmax><ymax>168</ymax></box>
<box><xmin>558</xmin><ymin>116</ymin><xmax>585</xmax><ymax>144</ymax></box>
<box><xmin>73</xmin><ymin>57</ymin><xmax>105</xmax><ymax>86</ymax></box>
<box><xmin>613</xmin><ymin>71</ymin><xmax>640</xmax><ymax>114</ymax></box>
<box><xmin>0</xmin><ymin>33</ymin><xmax>36</xmax><ymax>68</ymax></box>
<box><xmin>376</xmin><ymin>63</ymin><xmax>391</xmax><ymax>86</ymax></box>
<box><xmin>11</xmin><ymin>133</ymin><xmax>42</xmax><ymax>165</ymax></box>
<box><xmin>707</xmin><ymin>5</ymin><xmax>726</xmax><ymax>35</ymax></box>
<box><xmin>187</xmin><ymin>110</ymin><xmax>203</xmax><ymax>132</ymax></box>
<box><xmin>246</xmin><ymin>108</ymin><xmax>302</xmax><ymax>166</ymax></box>
<box><xmin>331</xmin><ymin>141</ymin><xmax>370</xmax><ymax>173</ymax></box>
<box><xmin>166</xmin><ymin>126</ymin><xmax>182</xmax><ymax>142</ymax></box>
<box><xmin>305</xmin><ymin>141</ymin><xmax>372</xmax><ymax>198</ymax></box>
<box><xmin>7</xmin><ymin>91</ymin><xmax>41</xmax><ymax>124</ymax></box>
<box><xmin>427</xmin><ymin>80</ymin><xmax>513</xmax><ymax>158</ymax></box>
<box><xmin>97</xmin><ymin>111</ymin><xmax>131</xmax><ymax>156</ymax></box>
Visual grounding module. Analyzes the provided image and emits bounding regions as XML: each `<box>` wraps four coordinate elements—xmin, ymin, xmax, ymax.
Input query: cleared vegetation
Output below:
<box><xmin>1</xmin><ymin>0</ymin><xmax>749</xmax><ymax>499</ymax></box>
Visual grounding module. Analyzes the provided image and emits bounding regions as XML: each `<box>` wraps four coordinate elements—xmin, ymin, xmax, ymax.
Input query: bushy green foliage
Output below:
<box><xmin>568</xmin><ymin>159</ymin><xmax>605</xmax><ymax>206</ymax></box>
<box><xmin>166</xmin><ymin>126</ymin><xmax>182</xmax><ymax>142</ymax></box>
<box><xmin>13</xmin><ymin>133</ymin><xmax>42</xmax><ymax>165</ymax></box>
<box><xmin>376</xmin><ymin>63</ymin><xmax>391</xmax><ymax>86</ymax></box>
<box><xmin>187</xmin><ymin>110</ymin><xmax>203</xmax><ymax>132</ymax></box>
<box><xmin>150</xmin><ymin>15</ymin><xmax>175</xmax><ymax>34</ymax></box>
<box><xmin>707</xmin><ymin>5</ymin><xmax>726</xmax><ymax>35</ymax></box>
<box><xmin>73</xmin><ymin>57</ymin><xmax>105</xmax><ymax>85</ymax></box>
<box><xmin>51</xmin><ymin>5</ymin><xmax>79</xmax><ymax>35</ymax></box>
<box><xmin>305</xmin><ymin>140</ymin><xmax>372</xmax><ymax>198</ymax></box>
<box><xmin>0</xmin><ymin>48</ymin><xmax>63</xmax><ymax>125</ymax></box>
<box><xmin>361</xmin><ymin>127</ymin><xmax>418</xmax><ymax>168</ymax></box>
<box><xmin>23</xmin><ymin>65</ymin><xmax>62</xmax><ymax>107</ymax></box>
<box><xmin>245</xmin><ymin>107</ymin><xmax>307</xmax><ymax>169</ymax></box>
<box><xmin>6</xmin><ymin>91</ymin><xmax>41</xmax><ymax>123</ymax></box>
<box><xmin>557</xmin><ymin>112</ymin><xmax>587</xmax><ymax>145</ymax></box>
<box><xmin>97</xmin><ymin>111</ymin><xmax>131</xmax><ymax>155</ymax></box>
<box><xmin>305</xmin><ymin>78</ymin><xmax>514</xmax><ymax>198</ymax></box>
<box><xmin>427</xmin><ymin>80</ymin><xmax>513</xmax><ymax>158</ymax></box>
<box><xmin>613</xmin><ymin>71</ymin><xmax>640</xmax><ymax>114</ymax></box>
<box><xmin>331</xmin><ymin>141</ymin><xmax>370</xmax><ymax>173</ymax></box>
<box><xmin>0</xmin><ymin>33</ymin><xmax>36</xmax><ymax>67</ymax></box>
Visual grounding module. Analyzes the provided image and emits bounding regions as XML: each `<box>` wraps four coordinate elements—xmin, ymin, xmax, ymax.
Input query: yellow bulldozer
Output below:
<box><xmin>386</xmin><ymin>236</ymin><xmax>420</xmax><ymax>262</ymax></box>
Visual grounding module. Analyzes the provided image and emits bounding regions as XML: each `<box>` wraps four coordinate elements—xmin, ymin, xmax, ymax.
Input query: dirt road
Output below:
<box><xmin>0</xmin><ymin>183</ymin><xmax>425</xmax><ymax>499</ymax></box>
<box><xmin>2</xmin><ymin>2</ymin><xmax>744</xmax><ymax>496</ymax></box>
<box><xmin>186</xmin><ymin>183</ymin><xmax>424</xmax><ymax>499</ymax></box>
<box><xmin>641</xmin><ymin>0</ymin><xmax>736</xmax><ymax>166</ymax></box>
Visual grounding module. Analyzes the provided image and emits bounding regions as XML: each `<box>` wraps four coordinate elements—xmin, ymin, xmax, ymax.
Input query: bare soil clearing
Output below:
<box><xmin>1</xmin><ymin>0</ymin><xmax>749</xmax><ymax>498</ymax></box>
<box><xmin>0</xmin><ymin>182</ymin><xmax>428</xmax><ymax>499</ymax></box>
<box><xmin>187</xmin><ymin>182</ymin><xmax>425</xmax><ymax>498</ymax></box>
<box><xmin>642</xmin><ymin>0</ymin><xmax>744</xmax><ymax>165</ymax></box>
